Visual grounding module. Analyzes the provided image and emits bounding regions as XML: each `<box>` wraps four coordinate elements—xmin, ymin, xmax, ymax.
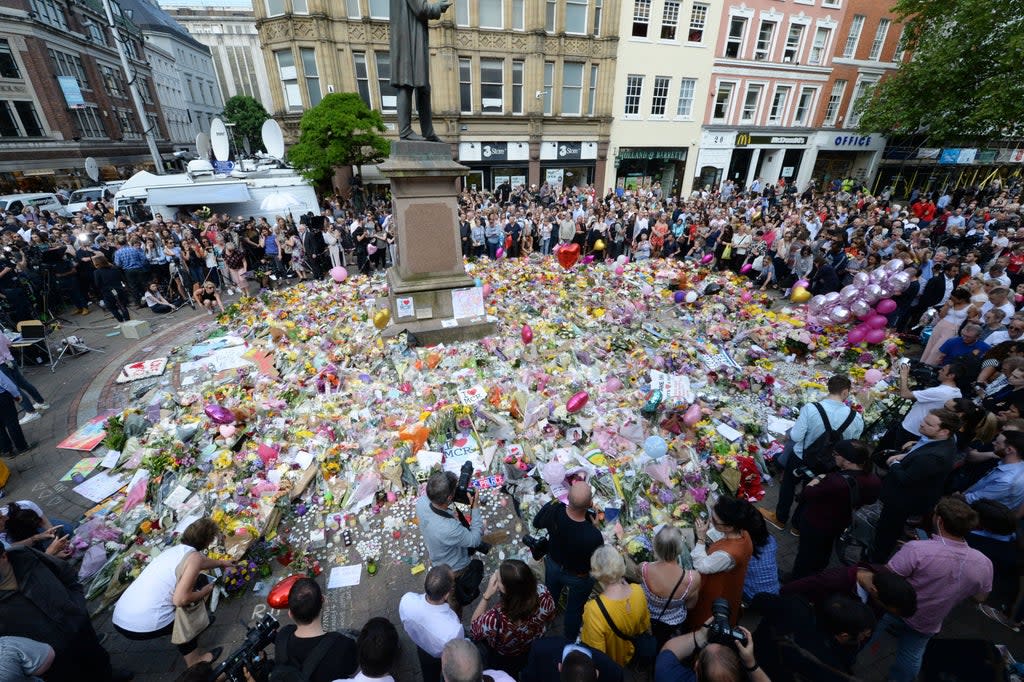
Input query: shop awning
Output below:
<box><xmin>148</xmin><ymin>184</ymin><xmax>251</xmax><ymax>206</ymax></box>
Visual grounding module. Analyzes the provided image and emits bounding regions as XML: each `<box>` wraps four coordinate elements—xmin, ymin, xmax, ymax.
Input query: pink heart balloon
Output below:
<box><xmin>521</xmin><ymin>324</ymin><xmax>533</xmax><ymax>345</ymax></box>
<box><xmin>219</xmin><ymin>424</ymin><xmax>236</xmax><ymax>438</ymax></box>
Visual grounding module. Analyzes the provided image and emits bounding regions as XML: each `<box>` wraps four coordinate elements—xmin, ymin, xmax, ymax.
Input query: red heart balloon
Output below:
<box><xmin>557</xmin><ymin>243</ymin><xmax>580</xmax><ymax>270</ymax></box>
<box><xmin>268</xmin><ymin>574</ymin><xmax>302</xmax><ymax>609</ymax></box>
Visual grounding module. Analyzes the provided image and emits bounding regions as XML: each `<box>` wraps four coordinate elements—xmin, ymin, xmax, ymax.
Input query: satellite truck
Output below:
<box><xmin>111</xmin><ymin>119</ymin><xmax>320</xmax><ymax>223</ymax></box>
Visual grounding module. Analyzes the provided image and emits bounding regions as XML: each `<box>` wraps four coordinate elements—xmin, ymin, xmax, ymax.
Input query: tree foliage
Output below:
<box><xmin>287</xmin><ymin>93</ymin><xmax>390</xmax><ymax>184</ymax></box>
<box><xmin>221</xmin><ymin>95</ymin><xmax>271</xmax><ymax>153</ymax></box>
<box><xmin>856</xmin><ymin>0</ymin><xmax>1024</xmax><ymax>142</ymax></box>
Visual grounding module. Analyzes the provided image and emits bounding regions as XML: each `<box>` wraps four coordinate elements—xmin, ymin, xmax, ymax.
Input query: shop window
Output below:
<box><xmin>624</xmin><ymin>74</ymin><xmax>643</xmax><ymax>117</ymax></box>
<box><xmin>651</xmin><ymin>76</ymin><xmax>669</xmax><ymax>117</ymax></box>
<box><xmin>783</xmin><ymin>24</ymin><xmax>804</xmax><ymax>63</ymax></box>
<box><xmin>0</xmin><ymin>41</ymin><xmax>20</xmax><ymax>80</ymax></box>
<box><xmin>660</xmin><ymin>0</ymin><xmax>679</xmax><ymax>40</ymax></box>
<box><xmin>459</xmin><ymin>57</ymin><xmax>473</xmax><ymax>113</ymax></box>
<box><xmin>725</xmin><ymin>17</ymin><xmax>747</xmax><ymax>58</ymax></box>
<box><xmin>675</xmin><ymin>77</ymin><xmax>694</xmax><ymax>118</ymax></box>
<box><xmin>481</xmin><ymin>58</ymin><xmax>503</xmax><ymax>112</ymax></box>
<box><xmin>712</xmin><ymin>82</ymin><xmax>734</xmax><ymax>121</ymax></box>
<box><xmin>562</xmin><ymin>62</ymin><xmax>584</xmax><ymax>115</ymax></box>
<box><xmin>842</xmin><ymin>15</ymin><xmax>864</xmax><ymax>58</ymax></box>
<box><xmin>353</xmin><ymin>52</ymin><xmax>371</xmax><ymax>107</ymax></box>
<box><xmin>632</xmin><ymin>0</ymin><xmax>650</xmax><ymax>37</ymax></box>
<box><xmin>687</xmin><ymin>2</ymin><xmax>707</xmax><ymax>42</ymax></box>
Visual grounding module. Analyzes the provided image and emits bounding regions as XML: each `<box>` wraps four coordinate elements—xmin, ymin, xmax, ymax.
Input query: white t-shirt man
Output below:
<box><xmin>398</xmin><ymin>592</ymin><xmax>464</xmax><ymax>658</ymax></box>
<box><xmin>902</xmin><ymin>384</ymin><xmax>962</xmax><ymax>436</ymax></box>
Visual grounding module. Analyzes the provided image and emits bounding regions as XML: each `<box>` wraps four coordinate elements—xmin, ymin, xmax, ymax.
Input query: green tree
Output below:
<box><xmin>856</xmin><ymin>0</ymin><xmax>1024</xmax><ymax>142</ymax></box>
<box><xmin>221</xmin><ymin>95</ymin><xmax>271</xmax><ymax>153</ymax></box>
<box><xmin>287</xmin><ymin>93</ymin><xmax>390</xmax><ymax>184</ymax></box>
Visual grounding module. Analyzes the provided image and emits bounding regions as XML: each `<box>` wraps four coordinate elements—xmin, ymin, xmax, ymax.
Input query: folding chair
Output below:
<box><xmin>11</xmin><ymin>320</ymin><xmax>50</xmax><ymax>370</ymax></box>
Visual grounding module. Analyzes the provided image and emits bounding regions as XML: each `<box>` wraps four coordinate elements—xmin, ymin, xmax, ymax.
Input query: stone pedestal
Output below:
<box><xmin>380</xmin><ymin>140</ymin><xmax>496</xmax><ymax>345</ymax></box>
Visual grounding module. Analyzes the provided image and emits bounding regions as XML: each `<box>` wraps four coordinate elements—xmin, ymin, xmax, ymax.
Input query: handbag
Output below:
<box><xmin>594</xmin><ymin>595</ymin><xmax>657</xmax><ymax>664</ymax></box>
<box><xmin>722</xmin><ymin>244</ymin><xmax>733</xmax><ymax>259</ymax></box>
<box><xmin>454</xmin><ymin>558</ymin><xmax>484</xmax><ymax>607</ymax></box>
<box><xmin>171</xmin><ymin>553</ymin><xmax>211</xmax><ymax>645</ymax></box>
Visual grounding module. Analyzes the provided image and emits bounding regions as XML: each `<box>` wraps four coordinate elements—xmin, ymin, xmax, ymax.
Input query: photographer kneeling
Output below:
<box><xmin>417</xmin><ymin>468</ymin><xmax>489</xmax><ymax>617</ymax></box>
<box><xmin>655</xmin><ymin>599</ymin><xmax>768</xmax><ymax>682</ymax></box>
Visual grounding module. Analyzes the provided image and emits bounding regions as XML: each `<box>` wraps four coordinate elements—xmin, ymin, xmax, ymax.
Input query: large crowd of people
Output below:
<box><xmin>1</xmin><ymin>173</ymin><xmax>1023</xmax><ymax>681</ymax></box>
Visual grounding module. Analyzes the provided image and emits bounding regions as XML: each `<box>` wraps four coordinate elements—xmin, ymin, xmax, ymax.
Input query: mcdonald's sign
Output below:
<box><xmin>735</xmin><ymin>132</ymin><xmax>752</xmax><ymax>147</ymax></box>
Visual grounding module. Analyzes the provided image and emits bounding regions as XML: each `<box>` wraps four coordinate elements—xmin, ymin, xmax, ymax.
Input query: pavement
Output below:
<box><xmin>2</xmin><ymin>283</ymin><xmax>1022</xmax><ymax>681</ymax></box>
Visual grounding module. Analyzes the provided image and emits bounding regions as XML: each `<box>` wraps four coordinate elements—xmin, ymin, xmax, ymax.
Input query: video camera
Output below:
<box><xmin>706</xmin><ymin>598</ymin><xmax>748</xmax><ymax>647</ymax></box>
<box><xmin>212</xmin><ymin>613</ymin><xmax>279</xmax><ymax>682</ymax></box>
<box><xmin>453</xmin><ymin>460</ymin><xmax>475</xmax><ymax>504</ymax></box>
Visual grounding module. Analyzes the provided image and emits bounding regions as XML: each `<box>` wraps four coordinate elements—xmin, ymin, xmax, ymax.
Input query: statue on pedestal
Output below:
<box><xmin>389</xmin><ymin>0</ymin><xmax>452</xmax><ymax>141</ymax></box>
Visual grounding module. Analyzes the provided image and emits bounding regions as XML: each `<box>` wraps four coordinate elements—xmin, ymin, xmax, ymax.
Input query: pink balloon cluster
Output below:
<box><xmin>806</xmin><ymin>260</ymin><xmax>910</xmax><ymax>343</ymax></box>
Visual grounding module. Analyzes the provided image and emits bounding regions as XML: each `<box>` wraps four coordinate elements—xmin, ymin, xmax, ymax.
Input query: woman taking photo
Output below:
<box><xmin>112</xmin><ymin>518</ymin><xmax>232</xmax><ymax>667</ymax></box>
<box><xmin>920</xmin><ymin>287</ymin><xmax>974</xmax><ymax>366</ymax></box>
<box><xmin>638</xmin><ymin>526</ymin><xmax>700</xmax><ymax>647</ymax></box>
<box><xmin>470</xmin><ymin>559</ymin><xmax>555</xmax><ymax>675</ymax></box>
<box><xmin>685</xmin><ymin>496</ymin><xmax>757</xmax><ymax>630</ymax></box>
<box><xmin>580</xmin><ymin>546</ymin><xmax>651</xmax><ymax>667</ymax></box>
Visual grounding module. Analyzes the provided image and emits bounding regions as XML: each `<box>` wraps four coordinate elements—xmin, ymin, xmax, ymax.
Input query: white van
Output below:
<box><xmin>0</xmin><ymin>192</ymin><xmax>68</xmax><ymax>217</ymax></box>
<box><xmin>66</xmin><ymin>185</ymin><xmax>120</xmax><ymax>215</ymax></box>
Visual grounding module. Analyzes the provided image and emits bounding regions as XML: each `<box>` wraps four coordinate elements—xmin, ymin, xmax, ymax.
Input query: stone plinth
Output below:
<box><xmin>380</xmin><ymin>140</ymin><xmax>496</xmax><ymax>345</ymax></box>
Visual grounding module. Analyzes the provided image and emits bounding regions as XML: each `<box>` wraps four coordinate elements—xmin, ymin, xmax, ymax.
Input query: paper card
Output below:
<box><xmin>60</xmin><ymin>457</ymin><xmax>102</xmax><ymax>481</ymax></box>
<box><xmin>115</xmin><ymin>358</ymin><xmax>168</xmax><ymax>384</ymax></box>
<box><xmin>57</xmin><ymin>412</ymin><xmax>115</xmax><ymax>452</ymax></box>
<box><xmin>648</xmin><ymin>370</ymin><xmax>695</xmax><ymax>404</ymax></box>
<box><xmin>126</xmin><ymin>468</ymin><xmax>148</xmax><ymax>490</ymax></box>
<box><xmin>458</xmin><ymin>385</ymin><xmax>486</xmax><ymax>405</ymax></box>
<box><xmin>716</xmin><ymin>423</ymin><xmax>744</xmax><ymax>442</ymax></box>
<box><xmin>765</xmin><ymin>416</ymin><xmax>795</xmax><ymax>436</ymax></box>
<box><xmin>451</xmin><ymin>287</ymin><xmax>485</xmax><ymax>319</ymax></box>
<box><xmin>415</xmin><ymin>450</ymin><xmax>443</xmax><ymax>472</ymax></box>
<box><xmin>327</xmin><ymin>564</ymin><xmax>362</xmax><ymax>589</ymax></box>
<box><xmin>99</xmin><ymin>448</ymin><xmax>121</xmax><ymax>469</ymax></box>
<box><xmin>72</xmin><ymin>471</ymin><xmax>126</xmax><ymax>503</ymax></box>
<box><xmin>293</xmin><ymin>450</ymin><xmax>315</xmax><ymax>470</ymax></box>
<box><xmin>396</xmin><ymin>297</ymin><xmax>414</xmax><ymax>319</ymax></box>
<box><xmin>440</xmin><ymin>319</ymin><xmax>459</xmax><ymax>328</ymax></box>
<box><xmin>163</xmin><ymin>485</ymin><xmax>193</xmax><ymax>510</ymax></box>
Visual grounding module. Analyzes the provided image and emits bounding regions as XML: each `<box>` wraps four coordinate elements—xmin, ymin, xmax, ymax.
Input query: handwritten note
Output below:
<box><xmin>451</xmin><ymin>287</ymin><xmax>485</xmax><ymax>319</ymax></box>
<box><xmin>327</xmin><ymin>564</ymin><xmax>362</xmax><ymax>589</ymax></box>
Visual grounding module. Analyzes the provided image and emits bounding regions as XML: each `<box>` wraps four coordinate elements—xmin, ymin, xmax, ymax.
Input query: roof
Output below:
<box><xmin>117</xmin><ymin>0</ymin><xmax>209</xmax><ymax>52</ymax></box>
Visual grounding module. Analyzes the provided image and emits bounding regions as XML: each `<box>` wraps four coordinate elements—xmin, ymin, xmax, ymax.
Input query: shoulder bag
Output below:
<box><xmin>171</xmin><ymin>552</ymin><xmax>211</xmax><ymax>645</ymax></box>
<box><xmin>594</xmin><ymin>595</ymin><xmax>657</xmax><ymax>665</ymax></box>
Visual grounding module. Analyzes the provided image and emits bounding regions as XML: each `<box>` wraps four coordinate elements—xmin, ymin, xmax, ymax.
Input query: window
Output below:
<box><xmin>74</xmin><ymin>106</ymin><xmax>105</xmax><ymax>139</ymax></box>
<box><xmin>301</xmin><ymin>48</ymin><xmax>320</xmax><ymax>107</ymax></box>
<box><xmin>345</xmin><ymin>0</ymin><xmax>360</xmax><ymax>18</ymax></box>
<box><xmin>353</xmin><ymin>52</ymin><xmax>370</xmax><ymax>107</ymax></box>
<box><xmin>0</xmin><ymin>41</ymin><xmax>21</xmax><ymax>79</ymax></box>
<box><xmin>783</xmin><ymin>23</ymin><xmax>804</xmax><ymax>62</ymax></box>
<box><xmin>511</xmin><ymin>59</ymin><xmax>523</xmax><ymax>113</ymax></box>
<box><xmin>587</xmin><ymin>64</ymin><xmax>598</xmax><ymax>115</ymax></box>
<box><xmin>823</xmin><ymin>79</ymin><xmax>846</xmax><ymax>125</ymax></box>
<box><xmin>480</xmin><ymin>57</ymin><xmax>503</xmax><ymax>112</ymax></box>
<box><xmin>0</xmin><ymin>101</ymin><xmax>43</xmax><ymax>137</ymax></box>
<box><xmin>725</xmin><ymin>17</ymin><xmax>746</xmax><ymax>58</ymax></box>
<box><xmin>740</xmin><ymin>84</ymin><xmax>762</xmax><ymax>122</ymax></box>
<box><xmin>29</xmin><ymin>0</ymin><xmax>67</xmax><ymax>30</ymax></box>
<box><xmin>660</xmin><ymin>0</ymin><xmax>679</xmax><ymax>40</ymax></box>
<box><xmin>123</xmin><ymin>38</ymin><xmax>137</xmax><ymax>60</ymax></box>
<box><xmin>842</xmin><ymin>15</ymin><xmax>864</xmax><ymax>58</ymax></box>
<box><xmin>479</xmin><ymin>0</ymin><xmax>502</xmax><ymax>28</ymax></box>
<box><xmin>808</xmin><ymin>27</ymin><xmax>830</xmax><ymax>65</ymax></box>
<box><xmin>624</xmin><ymin>74</ymin><xmax>643</xmax><ymax>116</ymax></box>
<box><xmin>847</xmin><ymin>79</ymin><xmax>874</xmax><ymax>126</ymax></box>
<box><xmin>754</xmin><ymin>21</ymin><xmax>775</xmax><ymax>61</ymax></box>
<box><xmin>101</xmin><ymin>65</ymin><xmax>126</xmax><ymax>99</ymax></box>
<box><xmin>651</xmin><ymin>75</ymin><xmax>670</xmax><ymax>117</ymax></box>
<box><xmin>566</xmin><ymin>0</ymin><xmax>587</xmax><ymax>33</ymax></box>
<box><xmin>49</xmin><ymin>49</ymin><xmax>88</xmax><ymax>89</ymax></box>
<box><xmin>561</xmin><ymin>62</ymin><xmax>584</xmax><ymax>115</ymax></box>
<box><xmin>146</xmin><ymin>113</ymin><xmax>162</xmax><ymax>140</ymax></box>
<box><xmin>686</xmin><ymin>2</ymin><xmax>707</xmax><ymax>42</ymax></box>
<box><xmin>593</xmin><ymin>0</ymin><xmax>602</xmax><ymax>36</ymax></box>
<box><xmin>768</xmin><ymin>85</ymin><xmax>789</xmax><ymax>123</ymax></box>
<box><xmin>266</xmin><ymin>0</ymin><xmax>284</xmax><ymax>14</ymax></box>
<box><xmin>116</xmin><ymin>109</ymin><xmax>140</xmax><ymax>138</ymax></box>
<box><xmin>632</xmin><ymin>0</ymin><xmax>650</xmax><ymax>37</ymax></box>
<box><xmin>138</xmin><ymin>76</ymin><xmax>153</xmax><ymax>103</ymax></box>
<box><xmin>712</xmin><ymin>81</ymin><xmax>734</xmax><ymax>120</ymax></box>
<box><xmin>893</xmin><ymin>26</ymin><xmax>907</xmax><ymax>62</ymax></box>
<box><xmin>292</xmin><ymin>0</ymin><xmax>308</xmax><ymax>13</ymax></box>
<box><xmin>87</xmin><ymin>21</ymin><xmax>107</xmax><ymax>45</ymax></box>
<box><xmin>368</xmin><ymin>0</ymin><xmax>388</xmax><ymax>18</ymax></box>
<box><xmin>793</xmin><ymin>87</ymin><xmax>814</xmax><ymax>125</ymax></box>
<box><xmin>459</xmin><ymin>57</ymin><xmax>472</xmax><ymax>113</ymax></box>
<box><xmin>375</xmin><ymin>52</ymin><xmax>397</xmax><ymax>111</ymax></box>
<box><xmin>822</xmin><ymin>0</ymin><xmax>840</xmax><ymax>7</ymax></box>
<box><xmin>675</xmin><ymin>77</ymin><xmax>695</xmax><ymax>117</ymax></box>
<box><xmin>512</xmin><ymin>0</ymin><xmax>524</xmax><ymax>30</ymax></box>
<box><xmin>869</xmin><ymin>18</ymin><xmax>890</xmax><ymax>60</ymax></box>
<box><xmin>276</xmin><ymin>50</ymin><xmax>301</xmax><ymax>110</ymax></box>
<box><xmin>455</xmin><ymin>0</ymin><xmax>469</xmax><ymax>25</ymax></box>
<box><xmin>543</xmin><ymin>61</ymin><xmax>553</xmax><ymax>114</ymax></box>
<box><xmin>545</xmin><ymin>0</ymin><xmax>556</xmax><ymax>32</ymax></box>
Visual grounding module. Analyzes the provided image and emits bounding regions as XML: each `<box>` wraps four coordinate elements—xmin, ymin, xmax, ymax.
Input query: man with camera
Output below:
<box><xmin>416</xmin><ymin>469</ymin><xmax>486</xmax><ymax>616</ymax></box>
<box><xmin>273</xmin><ymin>577</ymin><xmax>358</xmax><ymax>682</ymax></box>
<box><xmin>654</xmin><ymin>601</ymin><xmax>766</xmax><ymax>682</ymax></box>
<box><xmin>532</xmin><ymin>481</ymin><xmax>604</xmax><ymax>642</ymax></box>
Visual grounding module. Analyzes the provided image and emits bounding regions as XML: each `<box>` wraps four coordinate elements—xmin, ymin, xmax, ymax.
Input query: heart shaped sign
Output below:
<box><xmin>557</xmin><ymin>243</ymin><xmax>580</xmax><ymax>270</ymax></box>
<box><xmin>268</xmin><ymin>574</ymin><xmax>302</xmax><ymax>609</ymax></box>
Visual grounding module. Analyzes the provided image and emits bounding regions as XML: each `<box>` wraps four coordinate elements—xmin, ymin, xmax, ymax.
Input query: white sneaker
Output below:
<box><xmin>18</xmin><ymin>412</ymin><xmax>40</xmax><ymax>425</ymax></box>
<box><xmin>32</xmin><ymin>402</ymin><xmax>49</xmax><ymax>410</ymax></box>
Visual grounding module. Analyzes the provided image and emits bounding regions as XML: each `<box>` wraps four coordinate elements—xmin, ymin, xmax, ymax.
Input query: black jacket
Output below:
<box><xmin>880</xmin><ymin>437</ymin><xmax>957</xmax><ymax>515</ymax></box>
<box><xmin>809</xmin><ymin>263</ymin><xmax>840</xmax><ymax>295</ymax></box>
<box><xmin>0</xmin><ymin>547</ymin><xmax>90</xmax><ymax>650</ymax></box>
<box><xmin>918</xmin><ymin>274</ymin><xmax>952</xmax><ymax>310</ymax></box>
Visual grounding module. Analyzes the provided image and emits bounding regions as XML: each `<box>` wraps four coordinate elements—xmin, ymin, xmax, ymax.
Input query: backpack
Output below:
<box><xmin>801</xmin><ymin>403</ymin><xmax>856</xmax><ymax>475</ymax></box>
<box><xmin>269</xmin><ymin>625</ymin><xmax>341</xmax><ymax>682</ymax></box>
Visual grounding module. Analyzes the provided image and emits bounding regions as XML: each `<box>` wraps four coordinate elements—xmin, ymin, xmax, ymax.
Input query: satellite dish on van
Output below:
<box><xmin>209</xmin><ymin>119</ymin><xmax>230</xmax><ymax>162</ymax></box>
<box><xmin>84</xmin><ymin>157</ymin><xmax>99</xmax><ymax>182</ymax></box>
<box><xmin>196</xmin><ymin>132</ymin><xmax>212</xmax><ymax>160</ymax></box>
<box><xmin>262</xmin><ymin>119</ymin><xmax>285</xmax><ymax>160</ymax></box>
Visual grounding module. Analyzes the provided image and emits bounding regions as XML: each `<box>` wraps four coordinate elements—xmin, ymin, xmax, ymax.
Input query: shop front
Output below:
<box><xmin>807</xmin><ymin>132</ymin><xmax>886</xmax><ymax>188</ymax></box>
<box><xmin>539</xmin><ymin>141</ymin><xmax>598</xmax><ymax>192</ymax></box>
<box><xmin>694</xmin><ymin>130</ymin><xmax>812</xmax><ymax>191</ymax></box>
<box><xmin>613</xmin><ymin>147</ymin><xmax>688</xmax><ymax>196</ymax></box>
<box><xmin>457</xmin><ymin>141</ymin><xmax>531</xmax><ymax>192</ymax></box>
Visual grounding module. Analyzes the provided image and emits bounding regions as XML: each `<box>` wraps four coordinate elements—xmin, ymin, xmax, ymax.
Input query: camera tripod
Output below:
<box><xmin>50</xmin><ymin>330</ymin><xmax>105</xmax><ymax>372</ymax></box>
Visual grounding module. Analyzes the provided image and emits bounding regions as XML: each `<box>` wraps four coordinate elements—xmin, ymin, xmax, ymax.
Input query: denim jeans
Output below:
<box><xmin>544</xmin><ymin>555</ymin><xmax>594</xmax><ymax>642</ymax></box>
<box><xmin>867</xmin><ymin>613</ymin><xmax>931</xmax><ymax>682</ymax></box>
<box><xmin>1</xmin><ymin>362</ymin><xmax>43</xmax><ymax>412</ymax></box>
<box><xmin>773</xmin><ymin>437</ymin><xmax>800</xmax><ymax>525</ymax></box>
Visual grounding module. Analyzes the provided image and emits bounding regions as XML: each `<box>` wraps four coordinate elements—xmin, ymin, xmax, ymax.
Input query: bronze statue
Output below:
<box><xmin>389</xmin><ymin>0</ymin><xmax>452</xmax><ymax>141</ymax></box>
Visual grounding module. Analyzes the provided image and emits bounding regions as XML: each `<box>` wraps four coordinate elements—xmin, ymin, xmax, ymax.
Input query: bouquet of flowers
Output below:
<box><xmin>221</xmin><ymin>559</ymin><xmax>258</xmax><ymax>595</ymax></box>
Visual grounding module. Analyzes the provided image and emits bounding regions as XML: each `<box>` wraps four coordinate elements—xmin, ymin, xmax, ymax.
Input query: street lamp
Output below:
<box><xmin>100</xmin><ymin>0</ymin><xmax>164</xmax><ymax>174</ymax></box>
